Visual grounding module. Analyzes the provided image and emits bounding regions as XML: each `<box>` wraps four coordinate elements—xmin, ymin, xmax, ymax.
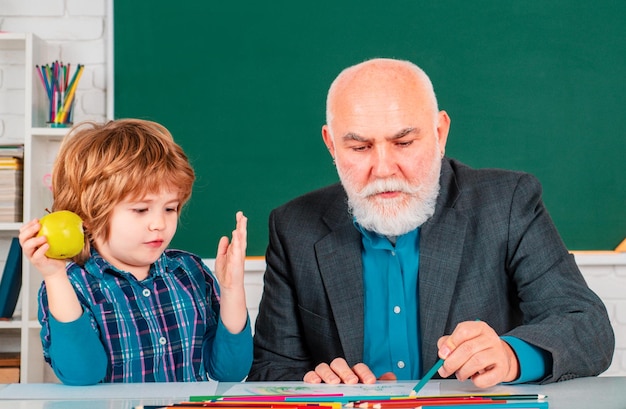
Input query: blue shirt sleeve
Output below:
<box><xmin>501</xmin><ymin>335</ymin><xmax>552</xmax><ymax>383</ymax></box>
<box><xmin>206</xmin><ymin>315</ymin><xmax>253</xmax><ymax>381</ymax></box>
<box><xmin>46</xmin><ymin>311</ymin><xmax>109</xmax><ymax>385</ymax></box>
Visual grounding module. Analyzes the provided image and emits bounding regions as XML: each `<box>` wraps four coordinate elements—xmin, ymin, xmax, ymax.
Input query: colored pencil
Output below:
<box><xmin>367</xmin><ymin>399</ymin><xmax>507</xmax><ymax>408</ymax></box>
<box><xmin>415</xmin><ymin>403</ymin><xmax>548</xmax><ymax>409</ymax></box>
<box><xmin>56</xmin><ymin>64</ymin><xmax>83</xmax><ymax>123</ymax></box>
<box><xmin>350</xmin><ymin>397</ymin><xmax>498</xmax><ymax>408</ymax></box>
<box><xmin>135</xmin><ymin>402</ymin><xmax>341</xmax><ymax>409</ymax></box>
<box><xmin>413</xmin><ymin>396</ymin><xmax>546</xmax><ymax>401</ymax></box>
<box><xmin>350</xmin><ymin>394</ymin><xmax>545</xmax><ymax>406</ymax></box>
<box><xmin>186</xmin><ymin>402</ymin><xmax>327</xmax><ymax>406</ymax></box>
<box><xmin>34</xmin><ymin>61</ymin><xmax>84</xmax><ymax>125</ymax></box>
<box><xmin>411</xmin><ymin>358</ymin><xmax>445</xmax><ymax>395</ymax></box>
<box><xmin>191</xmin><ymin>394</ymin><xmax>344</xmax><ymax>402</ymax></box>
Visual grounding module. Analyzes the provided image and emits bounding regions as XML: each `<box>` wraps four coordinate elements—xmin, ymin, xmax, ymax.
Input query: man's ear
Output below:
<box><xmin>437</xmin><ymin>110</ymin><xmax>451</xmax><ymax>157</ymax></box>
<box><xmin>321</xmin><ymin>125</ymin><xmax>335</xmax><ymax>159</ymax></box>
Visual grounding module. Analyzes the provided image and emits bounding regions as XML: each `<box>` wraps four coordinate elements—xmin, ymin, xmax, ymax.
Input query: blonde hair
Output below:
<box><xmin>51</xmin><ymin>119</ymin><xmax>195</xmax><ymax>265</ymax></box>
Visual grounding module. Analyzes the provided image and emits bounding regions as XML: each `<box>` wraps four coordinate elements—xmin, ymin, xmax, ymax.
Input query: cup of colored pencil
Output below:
<box><xmin>35</xmin><ymin>61</ymin><xmax>84</xmax><ymax>127</ymax></box>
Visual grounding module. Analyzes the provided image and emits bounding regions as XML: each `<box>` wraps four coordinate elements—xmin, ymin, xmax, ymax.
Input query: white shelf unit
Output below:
<box><xmin>0</xmin><ymin>32</ymin><xmax>67</xmax><ymax>383</ymax></box>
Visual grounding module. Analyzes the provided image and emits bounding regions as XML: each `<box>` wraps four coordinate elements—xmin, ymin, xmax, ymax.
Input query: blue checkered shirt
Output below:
<box><xmin>38</xmin><ymin>248</ymin><xmax>252</xmax><ymax>384</ymax></box>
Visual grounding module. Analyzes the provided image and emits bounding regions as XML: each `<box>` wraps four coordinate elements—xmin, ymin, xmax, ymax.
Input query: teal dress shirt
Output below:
<box><xmin>357</xmin><ymin>223</ymin><xmax>550</xmax><ymax>382</ymax></box>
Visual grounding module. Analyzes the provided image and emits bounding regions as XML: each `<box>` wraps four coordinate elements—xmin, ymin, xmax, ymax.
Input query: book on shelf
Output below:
<box><xmin>0</xmin><ymin>352</ymin><xmax>20</xmax><ymax>383</ymax></box>
<box><xmin>0</xmin><ymin>145</ymin><xmax>23</xmax><ymax>159</ymax></box>
<box><xmin>0</xmin><ymin>237</ymin><xmax>22</xmax><ymax>319</ymax></box>
<box><xmin>0</xmin><ymin>367</ymin><xmax>19</xmax><ymax>383</ymax></box>
<box><xmin>0</xmin><ymin>155</ymin><xmax>23</xmax><ymax>222</ymax></box>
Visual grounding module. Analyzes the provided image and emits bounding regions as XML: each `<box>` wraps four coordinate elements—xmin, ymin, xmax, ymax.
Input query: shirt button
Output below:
<box><xmin>159</xmin><ymin>337</ymin><xmax>167</xmax><ymax>345</ymax></box>
<box><xmin>142</xmin><ymin>288</ymin><xmax>151</xmax><ymax>297</ymax></box>
<box><xmin>391</xmin><ymin>251</ymin><xmax>396</xmax><ymax>256</ymax></box>
<box><xmin>393</xmin><ymin>306</ymin><xmax>401</xmax><ymax>314</ymax></box>
<box><xmin>397</xmin><ymin>361</ymin><xmax>405</xmax><ymax>369</ymax></box>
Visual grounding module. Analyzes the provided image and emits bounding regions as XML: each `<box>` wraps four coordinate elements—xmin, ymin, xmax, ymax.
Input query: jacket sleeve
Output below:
<box><xmin>502</xmin><ymin>173</ymin><xmax>614</xmax><ymax>382</ymax></box>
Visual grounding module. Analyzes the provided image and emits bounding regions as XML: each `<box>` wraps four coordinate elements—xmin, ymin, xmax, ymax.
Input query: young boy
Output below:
<box><xmin>19</xmin><ymin>119</ymin><xmax>252</xmax><ymax>384</ymax></box>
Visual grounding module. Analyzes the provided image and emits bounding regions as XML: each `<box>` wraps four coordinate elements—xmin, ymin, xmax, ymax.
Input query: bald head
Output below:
<box><xmin>325</xmin><ymin>59</ymin><xmax>439</xmax><ymax>134</ymax></box>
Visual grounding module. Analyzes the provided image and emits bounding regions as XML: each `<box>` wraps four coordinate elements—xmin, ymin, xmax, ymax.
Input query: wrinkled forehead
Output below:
<box><xmin>331</xmin><ymin>77</ymin><xmax>435</xmax><ymax>133</ymax></box>
<box><xmin>329</xmin><ymin>62</ymin><xmax>437</xmax><ymax>121</ymax></box>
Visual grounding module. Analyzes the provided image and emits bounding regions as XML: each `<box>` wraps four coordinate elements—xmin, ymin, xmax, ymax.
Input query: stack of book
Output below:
<box><xmin>0</xmin><ymin>145</ymin><xmax>23</xmax><ymax>223</ymax></box>
<box><xmin>0</xmin><ymin>352</ymin><xmax>20</xmax><ymax>383</ymax></box>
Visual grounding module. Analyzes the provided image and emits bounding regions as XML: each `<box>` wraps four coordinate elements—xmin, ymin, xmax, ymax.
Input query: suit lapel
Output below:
<box><xmin>315</xmin><ymin>198</ymin><xmax>365</xmax><ymax>366</ymax></box>
<box><xmin>418</xmin><ymin>160</ymin><xmax>468</xmax><ymax>372</ymax></box>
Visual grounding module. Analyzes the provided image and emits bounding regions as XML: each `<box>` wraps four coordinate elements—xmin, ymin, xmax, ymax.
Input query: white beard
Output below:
<box><xmin>337</xmin><ymin>154</ymin><xmax>442</xmax><ymax>237</ymax></box>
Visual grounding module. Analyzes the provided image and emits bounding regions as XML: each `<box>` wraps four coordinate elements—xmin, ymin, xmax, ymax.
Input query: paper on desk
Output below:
<box><xmin>224</xmin><ymin>381</ymin><xmax>439</xmax><ymax>396</ymax></box>
<box><xmin>0</xmin><ymin>380</ymin><xmax>218</xmax><ymax>400</ymax></box>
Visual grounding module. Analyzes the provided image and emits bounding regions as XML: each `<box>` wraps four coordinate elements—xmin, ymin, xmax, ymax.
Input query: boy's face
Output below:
<box><xmin>93</xmin><ymin>186</ymin><xmax>180</xmax><ymax>280</ymax></box>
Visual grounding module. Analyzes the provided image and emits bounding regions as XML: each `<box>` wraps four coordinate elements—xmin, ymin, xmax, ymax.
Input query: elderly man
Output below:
<box><xmin>248</xmin><ymin>58</ymin><xmax>614</xmax><ymax>388</ymax></box>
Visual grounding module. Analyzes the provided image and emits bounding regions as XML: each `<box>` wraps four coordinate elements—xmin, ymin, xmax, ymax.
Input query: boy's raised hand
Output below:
<box><xmin>214</xmin><ymin>211</ymin><xmax>248</xmax><ymax>334</ymax></box>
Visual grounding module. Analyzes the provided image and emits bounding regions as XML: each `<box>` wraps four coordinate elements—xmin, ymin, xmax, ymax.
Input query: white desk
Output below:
<box><xmin>0</xmin><ymin>377</ymin><xmax>624</xmax><ymax>409</ymax></box>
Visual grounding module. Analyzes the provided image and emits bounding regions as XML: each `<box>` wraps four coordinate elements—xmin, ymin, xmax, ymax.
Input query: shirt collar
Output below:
<box><xmin>83</xmin><ymin>248</ymin><xmax>180</xmax><ymax>281</ymax></box>
<box><xmin>353</xmin><ymin>218</ymin><xmax>420</xmax><ymax>250</ymax></box>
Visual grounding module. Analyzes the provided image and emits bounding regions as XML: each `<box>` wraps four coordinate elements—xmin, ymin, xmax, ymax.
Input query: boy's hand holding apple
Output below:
<box><xmin>19</xmin><ymin>210</ymin><xmax>85</xmax><ymax>278</ymax></box>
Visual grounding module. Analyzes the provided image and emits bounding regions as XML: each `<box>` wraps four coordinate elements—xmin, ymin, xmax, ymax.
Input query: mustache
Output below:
<box><xmin>357</xmin><ymin>178</ymin><xmax>423</xmax><ymax>198</ymax></box>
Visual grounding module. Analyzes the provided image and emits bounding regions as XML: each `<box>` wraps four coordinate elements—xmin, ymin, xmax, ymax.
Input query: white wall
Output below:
<box><xmin>0</xmin><ymin>0</ymin><xmax>110</xmax><ymax>132</ymax></box>
<box><xmin>572</xmin><ymin>253</ymin><xmax>626</xmax><ymax>376</ymax></box>
<box><xmin>1</xmin><ymin>0</ymin><xmax>625</xmax><ymax>378</ymax></box>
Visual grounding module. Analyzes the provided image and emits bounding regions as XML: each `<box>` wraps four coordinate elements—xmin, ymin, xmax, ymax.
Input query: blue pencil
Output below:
<box><xmin>411</xmin><ymin>358</ymin><xmax>445</xmax><ymax>395</ymax></box>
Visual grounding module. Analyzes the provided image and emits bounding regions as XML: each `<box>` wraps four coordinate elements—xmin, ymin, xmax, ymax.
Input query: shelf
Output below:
<box><xmin>0</xmin><ymin>320</ymin><xmax>22</xmax><ymax>329</ymax></box>
<box><xmin>0</xmin><ymin>223</ymin><xmax>22</xmax><ymax>232</ymax></box>
<box><xmin>0</xmin><ymin>32</ymin><xmax>50</xmax><ymax>382</ymax></box>
<box><xmin>30</xmin><ymin>127</ymin><xmax>69</xmax><ymax>140</ymax></box>
<box><xmin>0</xmin><ymin>32</ymin><xmax>27</xmax><ymax>49</ymax></box>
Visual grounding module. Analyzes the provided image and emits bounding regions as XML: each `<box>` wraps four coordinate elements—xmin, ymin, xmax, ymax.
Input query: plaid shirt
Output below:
<box><xmin>38</xmin><ymin>249</ymin><xmax>252</xmax><ymax>383</ymax></box>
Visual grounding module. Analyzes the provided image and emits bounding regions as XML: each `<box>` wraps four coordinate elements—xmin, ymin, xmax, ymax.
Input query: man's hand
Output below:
<box><xmin>303</xmin><ymin>358</ymin><xmax>381</xmax><ymax>384</ymax></box>
<box><xmin>437</xmin><ymin>320</ymin><xmax>519</xmax><ymax>388</ymax></box>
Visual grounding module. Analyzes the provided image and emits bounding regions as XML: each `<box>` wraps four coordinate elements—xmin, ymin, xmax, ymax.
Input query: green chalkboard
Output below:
<box><xmin>114</xmin><ymin>1</ymin><xmax>626</xmax><ymax>256</ymax></box>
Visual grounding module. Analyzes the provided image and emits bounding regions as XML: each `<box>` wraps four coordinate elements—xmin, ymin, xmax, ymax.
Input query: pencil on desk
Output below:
<box><xmin>414</xmin><ymin>402</ymin><xmax>548</xmax><ymax>409</ymax></box>
<box><xmin>350</xmin><ymin>397</ymin><xmax>499</xmax><ymax>408</ymax></box>
<box><xmin>190</xmin><ymin>394</ymin><xmax>344</xmax><ymax>402</ymax></box>
<box><xmin>174</xmin><ymin>402</ymin><xmax>338</xmax><ymax>408</ymax></box>
<box><xmin>404</xmin><ymin>395</ymin><xmax>546</xmax><ymax>401</ymax></box>
<box><xmin>136</xmin><ymin>405</ymin><xmax>339</xmax><ymax>409</ymax></box>
<box><xmin>411</xmin><ymin>358</ymin><xmax>445</xmax><ymax>395</ymax></box>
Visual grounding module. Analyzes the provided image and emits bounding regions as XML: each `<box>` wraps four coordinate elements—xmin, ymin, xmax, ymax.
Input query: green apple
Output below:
<box><xmin>37</xmin><ymin>210</ymin><xmax>85</xmax><ymax>259</ymax></box>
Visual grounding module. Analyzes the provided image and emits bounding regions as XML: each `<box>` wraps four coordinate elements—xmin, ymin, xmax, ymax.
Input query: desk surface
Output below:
<box><xmin>0</xmin><ymin>377</ymin><xmax>624</xmax><ymax>409</ymax></box>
